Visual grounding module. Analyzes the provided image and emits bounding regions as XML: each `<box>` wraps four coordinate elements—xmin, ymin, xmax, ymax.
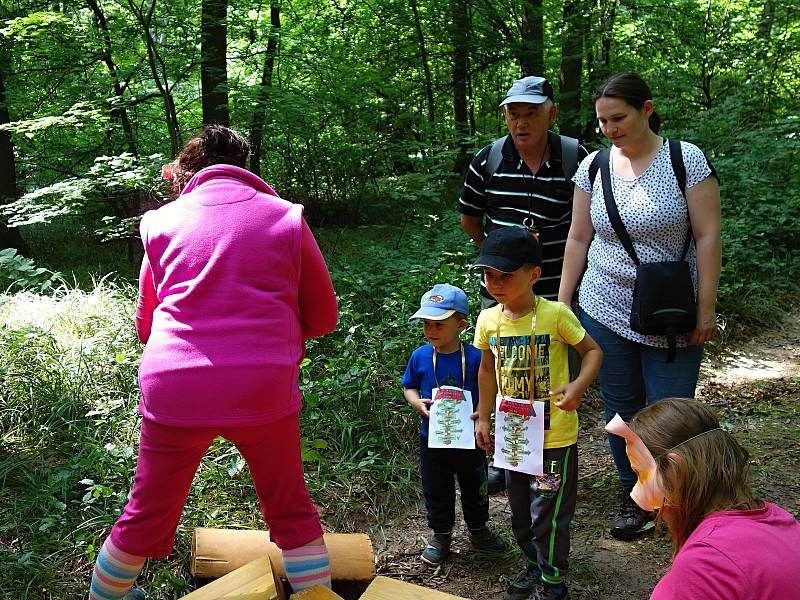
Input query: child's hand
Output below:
<box><xmin>470</xmin><ymin>411</ymin><xmax>479</xmax><ymax>421</ymax></box>
<box><xmin>409</xmin><ymin>397</ymin><xmax>433</xmax><ymax>417</ymax></box>
<box><xmin>475</xmin><ymin>419</ymin><xmax>493</xmax><ymax>452</ymax></box>
<box><xmin>551</xmin><ymin>384</ymin><xmax>583</xmax><ymax>412</ymax></box>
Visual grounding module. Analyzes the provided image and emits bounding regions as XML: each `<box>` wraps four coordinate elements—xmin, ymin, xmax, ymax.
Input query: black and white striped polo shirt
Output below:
<box><xmin>459</xmin><ymin>131</ymin><xmax>588</xmax><ymax>300</ymax></box>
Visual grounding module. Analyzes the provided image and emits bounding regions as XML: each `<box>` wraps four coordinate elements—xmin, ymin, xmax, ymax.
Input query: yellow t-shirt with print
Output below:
<box><xmin>473</xmin><ymin>298</ymin><xmax>586</xmax><ymax>449</ymax></box>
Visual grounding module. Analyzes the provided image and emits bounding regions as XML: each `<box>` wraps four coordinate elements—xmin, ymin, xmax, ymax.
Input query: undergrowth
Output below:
<box><xmin>0</xmin><ymin>213</ymin><xmax>482</xmax><ymax>598</ymax></box>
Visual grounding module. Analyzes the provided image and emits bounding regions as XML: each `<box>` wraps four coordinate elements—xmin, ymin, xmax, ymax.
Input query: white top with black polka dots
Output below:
<box><xmin>574</xmin><ymin>140</ymin><xmax>712</xmax><ymax>347</ymax></box>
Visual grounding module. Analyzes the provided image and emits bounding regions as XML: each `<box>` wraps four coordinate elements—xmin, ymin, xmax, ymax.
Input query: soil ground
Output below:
<box><xmin>366</xmin><ymin>313</ymin><xmax>800</xmax><ymax>599</ymax></box>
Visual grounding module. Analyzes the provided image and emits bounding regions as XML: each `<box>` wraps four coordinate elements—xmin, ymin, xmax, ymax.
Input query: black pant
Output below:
<box><xmin>420</xmin><ymin>436</ymin><xmax>489</xmax><ymax>533</ymax></box>
<box><xmin>507</xmin><ymin>444</ymin><xmax>578</xmax><ymax>586</ymax></box>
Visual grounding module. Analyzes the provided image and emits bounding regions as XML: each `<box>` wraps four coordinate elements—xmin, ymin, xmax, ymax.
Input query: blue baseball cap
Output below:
<box><xmin>409</xmin><ymin>284</ymin><xmax>469</xmax><ymax>321</ymax></box>
<box><xmin>500</xmin><ymin>75</ymin><xmax>554</xmax><ymax>106</ymax></box>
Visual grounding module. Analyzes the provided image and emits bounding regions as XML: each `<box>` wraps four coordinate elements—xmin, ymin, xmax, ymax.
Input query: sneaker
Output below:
<box><xmin>503</xmin><ymin>564</ymin><xmax>542</xmax><ymax>600</ymax></box>
<box><xmin>488</xmin><ymin>465</ymin><xmax>506</xmax><ymax>494</ymax></box>
<box><xmin>468</xmin><ymin>527</ymin><xmax>507</xmax><ymax>552</ymax></box>
<box><xmin>124</xmin><ymin>589</ymin><xmax>145</xmax><ymax>600</ymax></box>
<box><xmin>527</xmin><ymin>583</ymin><xmax>569</xmax><ymax>600</ymax></box>
<box><xmin>610</xmin><ymin>489</ymin><xmax>655</xmax><ymax>541</ymax></box>
<box><xmin>421</xmin><ymin>532</ymin><xmax>451</xmax><ymax>566</ymax></box>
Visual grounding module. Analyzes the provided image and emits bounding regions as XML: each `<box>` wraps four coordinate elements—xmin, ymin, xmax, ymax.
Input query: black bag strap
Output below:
<box><xmin>667</xmin><ymin>139</ymin><xmax>692</xmax><ymax>261</ymax></box>
<box><xmin>667</xmin><ymin>139</ymin><xmax>687</xmax><ymax>197</ymax></box>
<box><xmin>592</xmin><ymin>140</ymin><xmax>694</xmax><ymax>263</ymax></box>
<box><xmin>597</xmin><ymin>148</ymin><xmax>641</xmax><ymax>266</ymax></box>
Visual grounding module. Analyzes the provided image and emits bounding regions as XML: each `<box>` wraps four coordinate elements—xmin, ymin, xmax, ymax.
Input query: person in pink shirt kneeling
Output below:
<box><xmin>610</xmin><ymin>398</ymin><xmax>800</xmax><ymax>600</ymax></box>
<box><xmin>88</xmin><ymin>125</ymin><xmax>338</xmax><ymax>600</ymax></box>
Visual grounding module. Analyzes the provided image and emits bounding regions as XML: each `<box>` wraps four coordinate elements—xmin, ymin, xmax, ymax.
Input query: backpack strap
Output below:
<box><xmin>559</xmin><ymin>135</ymin><xmax>580</xmax><ymax>183</ymax></box>
<box><xmin>598</xmin><ymin>148</ymin><xmax>641</xmax><ymax>266</ymax></box>
<box><xmin>484</xmin><ymin>135</ymin><xmax>508</xmax><ymax>182</ymax></box>
<box><xmin>485</xmin><ymin>134</ymin><xmax>580</xmax><ymax>185</ymax></box>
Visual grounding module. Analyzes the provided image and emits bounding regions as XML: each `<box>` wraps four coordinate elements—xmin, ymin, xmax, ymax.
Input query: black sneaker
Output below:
<box><xmin>468</xmin><ymin>526</ymin><xmax>507</xmax><ymax>552</ymax></box>
<box><xmin>503</xmin><ymin>564</ymin><xmax>541</xmax><ymax>600</ymax></box>
<box><xmin>527</xmin><ymin>583</ymin><xmax>569</xmax><ymax>600</ymax></box>
<box><xmin>488</xmin><ymin>465</ymin><xmax>506</xmax><ymax>494</ymax></box>
<box><xmin>421</xmin><ymin>532</ymin><xmax>451</xmax><ymax>566</ymax></box>
<box><xmin>610</xmin><ymin>489</ymin><xmax>655</xmax><ymax>541</ymax></box>
<box><xmin>124</xmin><ymin>589</ymin><xmax>145</xmax><ymax>600</ymax></box>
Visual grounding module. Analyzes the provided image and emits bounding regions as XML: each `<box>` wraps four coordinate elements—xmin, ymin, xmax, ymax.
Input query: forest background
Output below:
<box><xmin>0</xmin><ymin>0</ymin><xmax>798</xmax><ymax>598</ymax></box>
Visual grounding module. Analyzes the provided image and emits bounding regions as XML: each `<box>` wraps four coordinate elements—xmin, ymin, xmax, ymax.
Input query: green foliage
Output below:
<box><xmin>682</xmin><ymin>101</ymin><xmax>800</xmax><ymax>327</ymax></box>
<box><xmin>3</xmin><ymin>153</ymin><xmax>167</xmax><ymax>241</ymax></box>
<box><xmin>0</xmin><ymin>248</ymin><xmax>58</xmax><ymax>292</ymax></box>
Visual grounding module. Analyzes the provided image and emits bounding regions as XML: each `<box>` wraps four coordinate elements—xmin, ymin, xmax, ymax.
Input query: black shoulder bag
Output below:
<box><xmin>592</xmin><ymin>140</ymin><xmax>696</xmax><ymax>363</ymax></box>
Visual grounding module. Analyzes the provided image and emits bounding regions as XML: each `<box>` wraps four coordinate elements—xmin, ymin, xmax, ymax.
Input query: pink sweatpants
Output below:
<box><xmin>110</xmin><ymin>412</ymin><xmax>323</xmax><ymax>557</ymax></box>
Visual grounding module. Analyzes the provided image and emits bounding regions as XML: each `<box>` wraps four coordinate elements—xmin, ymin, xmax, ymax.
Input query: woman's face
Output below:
<box><xmin>595</xmin><ymin>96</ymin><xmax>653</xmax><ymax>148</ymax></box>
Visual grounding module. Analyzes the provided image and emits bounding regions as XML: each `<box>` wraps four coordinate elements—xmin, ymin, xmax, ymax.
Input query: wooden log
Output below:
<box><xmin>191</xmin><ymin>528</ymin><xmax>375</xmax><ymax>581</ymax></box>
<box><xmin>180</xmin><ymin>555</ymin><xmax>284</xmax><ymax>600</ymax></box>
<box><xmin>360</xmin><ymin>577</ymin><xmax>471</xmax><ymax>600</ymax></box>
<box><xmin>289</xmin><ymin>585</ymin><xmax>345</xmax><ymax>599</ymax></box>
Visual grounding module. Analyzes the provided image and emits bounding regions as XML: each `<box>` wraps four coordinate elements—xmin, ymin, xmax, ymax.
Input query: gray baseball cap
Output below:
<box><xmin>500</xmin><ymin>76</ymin><xmax>554</xmax><ymax>106</ymax></box>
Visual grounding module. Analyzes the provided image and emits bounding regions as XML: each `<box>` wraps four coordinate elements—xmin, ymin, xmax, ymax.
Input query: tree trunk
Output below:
<box><xmin>0</xmin><ymin>59</ymin><xmax>29</xmax><ymax>253</ymax></box>
<box><xmin>559</xmin><ymin>0</ymin><xmax>585</xmax><ymax>139</ymax></box>
<box><xmin>86</xmin><ymin>0</ymin><xmax>137</xmax><ymax>154</ymax></box>
<box><xmin>520</xmin><ymin>0</ymin><xmax>544</xmax><ymax>76</ymax></box>
<box><xmin>583</xmin><ymin>0</ymin><xmax>617</xmax><ymax>142</ymax></box>
<box><xmin>126</xmin><ymin>0</ymin><xmax>181</xmax><ymax>155</ymax></box>
<box><xmin>452</xmin><ymin>0</ymin><xmax>470</xmax><ymax>174</ymax></box>
<box><xmin>699</xmin><ymin>0</ymin><xmax>714</xmax><ymax>109</ymax></box>
<box><xmin>600</xmin><ymin>0</ymin><xmax>616</xmax><ymax>78</ymax></box>
<box><xmin>201</xmin><ymin>0</ymin><xmax>229</xmax><ymax>126</ymax></box>
<box><xmin>249</xmin><ymin>1</ymin><xmax>281</xmax><ymax>178</ymax></box>
<box><xmin>411</xmin><ymin>0</ymin><xmax>434</xmax><ymax>123</ymax></box>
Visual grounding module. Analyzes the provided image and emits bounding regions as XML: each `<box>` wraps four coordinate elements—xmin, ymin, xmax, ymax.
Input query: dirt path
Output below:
<box><xmin>368</xmin><ymin>312</ymin><xmax>800</xmax><ymax>599</ymax></box>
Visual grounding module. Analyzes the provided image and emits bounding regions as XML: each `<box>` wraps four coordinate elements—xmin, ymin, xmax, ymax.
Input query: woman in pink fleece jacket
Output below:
<box><xmin>88</xmin><ymin>126</ymin><xmax>338</xmax><ymax>600</ymax></box>
<box><xmin>626</xmin><ymin>398</ymin><xmax>800</xmax><ymax>600</ymax></box>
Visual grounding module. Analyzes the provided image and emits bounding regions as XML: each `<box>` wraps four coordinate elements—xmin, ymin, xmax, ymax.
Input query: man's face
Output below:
<box><xmin>503</xmin><ymin>102</ymin><xmax>556</xmax><ymax>152</ymax></box>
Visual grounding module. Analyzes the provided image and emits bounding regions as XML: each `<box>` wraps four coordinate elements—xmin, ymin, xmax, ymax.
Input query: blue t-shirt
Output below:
<box><xmin>401</xmin><ymin>342</ymin><xmax>482</xmax><ymax>437</ymax></box>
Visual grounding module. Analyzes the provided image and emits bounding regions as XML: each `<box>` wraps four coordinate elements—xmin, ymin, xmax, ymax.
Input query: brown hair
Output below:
<box><xmin>630</xmin><ymin>398</ymin><xmax>757</xmax><ymax>554</ymax></box>
<box><xmin>592</xmin><ymin>72</ymin><xmax>661</xmax><ymax>134</ymax></box>
<box><xmin>171</xmin><ymin>125</ymin><xmax>251</xmax><ymax>194</ymax></box>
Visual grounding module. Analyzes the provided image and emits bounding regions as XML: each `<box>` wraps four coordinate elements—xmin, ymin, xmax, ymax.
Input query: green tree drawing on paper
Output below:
<box><xmin>502</xmin><ymin>413</ymin><xmax>532</xmax><ymax>466</ymax></box>
<box><xmin>433</xmin><ymin>389</ymin><xmax>465</xmax><ymax>444</ymax></box>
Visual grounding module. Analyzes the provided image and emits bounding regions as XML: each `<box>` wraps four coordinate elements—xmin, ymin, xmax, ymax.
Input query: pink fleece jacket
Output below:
<box><xmin>135</xmin><ymin>164</ymin><xmax>337</xmax><ymax>427</ymax></box>
<box><xmin>650</xmin><ymin>502</ymin><xmax>800</xmax><ymax>600</ymax></box>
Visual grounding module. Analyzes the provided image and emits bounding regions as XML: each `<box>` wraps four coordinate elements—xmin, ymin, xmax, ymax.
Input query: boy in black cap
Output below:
<box><xmin>472</xmin><ymin>228</ymin><xmax>602</xmax><ymax>600</ymax></box>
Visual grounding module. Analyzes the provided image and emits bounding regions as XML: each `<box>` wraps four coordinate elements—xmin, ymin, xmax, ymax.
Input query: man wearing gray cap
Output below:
<box><xmin>459</xmin><ymin>75</ymin><xmax>587</xmax><ymax>306</ymax></box>
<box><xmin>458</xmin><ymin>76</ymin><xmax>587</xmax><ymax>517</ymax></box>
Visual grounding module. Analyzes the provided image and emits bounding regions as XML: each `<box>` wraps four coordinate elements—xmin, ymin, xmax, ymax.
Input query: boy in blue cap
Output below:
<box><xmin>402</xmin><ymin>283</ymin><xmax>507</xmax><ymax>565</ymax></box>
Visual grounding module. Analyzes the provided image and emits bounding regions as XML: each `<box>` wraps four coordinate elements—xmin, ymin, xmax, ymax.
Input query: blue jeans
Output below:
<box><xmin>579</xmin><ymin>310</ymin><xmax>703</xmax><ymax>491</ymax></box>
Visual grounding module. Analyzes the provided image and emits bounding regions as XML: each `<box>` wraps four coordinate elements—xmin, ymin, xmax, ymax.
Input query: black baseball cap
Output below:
<box><xmin>472</xmin><ymin>227</ymin><xmax>543</xmax><ymax>272</ymax></box>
